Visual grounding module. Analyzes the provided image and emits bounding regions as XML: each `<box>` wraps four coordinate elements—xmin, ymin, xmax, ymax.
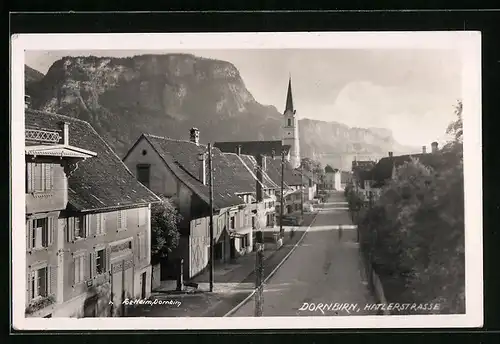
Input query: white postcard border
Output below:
<box><xmin>11</xmin><ymin>31</ymin><xmax>483</xmax><ymax>330</ymax></box>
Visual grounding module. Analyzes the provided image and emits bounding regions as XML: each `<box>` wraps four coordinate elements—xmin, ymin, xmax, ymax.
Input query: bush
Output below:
<box><xmin>359</xmin><ymin>154</ymin><xmax>465</xmax><ymax>314</ymax></box>
<box><xmin>151</xmin><ymin>196</ymin><xmax>183</xmax><ymax>261</ymax></box>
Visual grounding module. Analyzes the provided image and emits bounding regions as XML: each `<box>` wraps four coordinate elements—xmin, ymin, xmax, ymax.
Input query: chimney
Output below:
<box><xmin>236</xmin><ymin>145</ymin><xmax>241</xmax><ymax>156</ymax></box>
<box><xmin>422</xmin><ymin>145</ymin><xmax>427</xmax><ymax>154</ymax></box>
<box><xmin>199</xmin><ymin>154</ymin><xmax>207</xmax><ymax>185</ymax></box>
<box><xmin>388</xmin><ymin>151</ymin><xmax>393</xmax><ymax>158</ymax></box>
<box><xmin>431</xmin><ymin>141</ymin><xmax>438</xmax><ymax>153</ymax></box>
<box><xmin>189</xmin><ymin>128</ymin><xmax>200</xmax><ymax>145</ymax></box>
<box><xmin>25</xmin><ymin>95</ymin><xmax>31</xmax><ymax>109</ymax></box>
<box><xmin>256</xmin><ymin>154</ymin><xmax>264</xmax><ymax>202</ymax></box>
<box><xmin>59</xmin><ymin>121</ymin><xmax>69</xmax><ymax>145</ymax></box>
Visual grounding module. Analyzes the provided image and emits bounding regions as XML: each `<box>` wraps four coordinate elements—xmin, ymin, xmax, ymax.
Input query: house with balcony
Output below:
<box><xmin>123</xmin><ymin>128</ymin><xmax>254</xmax><ymax>280</ymax></box>
<box><xmin>24</xmin><ymin>109</ymin><xmax>160</xmax><ymax>318</ymax></box>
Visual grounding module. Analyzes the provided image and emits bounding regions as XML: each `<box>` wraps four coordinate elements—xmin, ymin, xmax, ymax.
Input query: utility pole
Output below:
<box><xmin>254</xmin><ymin>215</ymin><xmax>264</xmax><ymax>317</ymax></box>
<box><xmin>279</xmin><ymin>150</ymin><xmax>285</xmax><ymax>238</ymax></box>
<box><xmin>254</xmin><ymin>155</ymin><xmax>265</xmax><ymax>316</ymax></box>
<box><xmin>208</xmin><ymin>143</ymin><xmax>214</xmax><ymax>292</ymax></box>
<box><xmin>300</xmin><ymin>163</ymin><xmax>304</xmax><ymax>217</ymax></box>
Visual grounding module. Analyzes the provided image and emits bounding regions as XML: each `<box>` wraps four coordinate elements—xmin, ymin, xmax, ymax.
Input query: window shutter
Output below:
<box><xmin>123</xmin><ymin>211</ymin><xmax>127</xmax><ymax>229</ymax></box>
<box><xmin>27</xmin><ymin>271</ymin><xmax>33</xmax><ymax>302</ymax></box>
<box><xmin>70</xmin><ymin>255</ymin><xmax>76</xmax><ymax>286</ymax></box>
<box><xmin>105</xmin><ymin>246</ymin><xmax>111</xmax><ymax>273</ymax></box>
<box><xmin>27</xmin><ymin>163</ymin><xmax>33</xmax><ymax>193</ymax></box>
<box><xmin>101</xmin><ymin>213</ymin><xmax>106</xmax><ymax>234</ymax></box>
<box><xmin>49</xmin><ymin>265</ymin><xmax>57</xmax><ymax>295</ymax></box>
<box><xmin>44</xmin><ymin>164</ymin><xmax>52</xmax><ymax>191</ymax></box>
<box><xmin>48</xmin><ymin>217</ymin><xmax>55</xmax><ymax>246</ymax></box>
<box><xmin>84</xmin><ymin>215</ymin><xmax>90</xmax><ymax>238</ymax></box>
<box><xmin>27</xmin><ymin>220</ymin><xmax>33</xmax><ymax>250</ymax></box>
<box><xmin>67</xmin><ymin>218</ymin><xmax>74</xmax><ymax>242</ymax></box>
<box><xmin>90</xmin><ymin>252</ymin><xmax>96</xmax><ymax>278</ymax></box>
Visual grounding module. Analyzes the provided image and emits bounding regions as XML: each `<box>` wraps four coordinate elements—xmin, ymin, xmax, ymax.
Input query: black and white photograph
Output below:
<box><xmin>11</xmin><ymin>32</ymin><xmax>482</xmax><ymax>330</ymax></box>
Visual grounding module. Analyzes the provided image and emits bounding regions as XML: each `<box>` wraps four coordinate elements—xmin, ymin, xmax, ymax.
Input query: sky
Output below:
<box><xmin>25</xmin><ymin>49</ymin><xmax>462</xmax><ymax>147</ymax></box>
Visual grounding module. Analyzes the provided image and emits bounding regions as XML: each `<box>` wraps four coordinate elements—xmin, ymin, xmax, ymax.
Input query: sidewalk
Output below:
<box><xmin>127</xmin><ymin>212</ymin><xmax>318</xmax><ymax>317</ymax></box>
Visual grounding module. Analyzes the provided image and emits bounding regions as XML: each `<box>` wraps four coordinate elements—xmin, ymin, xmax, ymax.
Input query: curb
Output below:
<box><xmin>223</xmin><ymin>212</ymin><xmax>320</xmax><ymax>317</ymax></box>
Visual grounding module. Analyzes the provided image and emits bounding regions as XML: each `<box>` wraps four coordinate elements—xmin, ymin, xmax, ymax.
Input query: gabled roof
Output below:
<box><xmin>214</xmin><ymin>140</ymin><xmax>291</xmax><ymax>158</ymax></box>
<box><xmin>140</xmin><ymin>134</ymin><xmax>245</xmax><ymax>210</ymax></box>
<box><xmin>264</xmin><ymin>158</ymin><xmax>303</xmax><ymax>187</ymax></box>
<box><xmin>25</xmin><ymin>109</ymin><xmax>161</xmax><ymax>212</ymax></box>
<box><xmin>236</xmin><ymin>154</ymin><xmax>279</xmax><ymax>190</ymax></box>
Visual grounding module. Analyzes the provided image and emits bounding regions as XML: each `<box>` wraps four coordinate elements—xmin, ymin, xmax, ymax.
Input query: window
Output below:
<box><xmin>26</xmin><ymin>162</ymin><xmax>53</xmax><ymax>193</ymax></box>
<box><xmin>30</xmin><ymin>266</ymin><xmax>48</xmax><ymax>300</ymax></box>
<box><xmin>287</xmin><ymin>118</ymin><xmax>291</xmax><ymax>127</ymax></box>
<box><xmin>251</xmin><ymin>216</ymin><xmax>256</xmax><ymax>229</ymax></box>
<box><xmin>74</xmin><ymin>253</ymin><xmax>85</xmax><ymax>284</ymax></box>
<box><xmin>74</xmin><ymin>216</ymin><xmax>85</xmax><ymax>239</ymax></box>
<box><xmin>241</xmin><ymin>235</ymin><xmax>249</xmax><ymax>248</ymax></box>
<box><xmin>95</xmin><ymin>249</ymin><xmax>105</xmax><ymax>275</ymax></box>
<box><xmin>230</xmin><ymin>216</ymin><xmax>235</xmax><ymax>229</ymax></box>
<box><xmin>117</xmin><ymin>210</ymin><xmax>127</xmax><ymax>230</ymax></box>
<box><xmin>31</xmin><ymin>218</ymin><xmax>49</xmax><ymax>249</ymax></box>
<box><xmin>67</xmin><ymin>216</ymin><xmax>89</xmax><ymax>242</ymax></box>
<box><xmin>95</xmin><ymin>213</ymin><xmax>106</xmax><ymax>235</ymax></box>
<box><xmin>137</xmin><ymin>164</ymin><xmax>151</xmax><ymax>188</ymax></box>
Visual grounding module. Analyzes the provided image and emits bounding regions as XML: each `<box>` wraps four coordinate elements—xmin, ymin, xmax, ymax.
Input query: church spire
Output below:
<box><xmin>285</xmin><ymin>75</ymin><xmax>294</xmax><ymax>113</ymax></box>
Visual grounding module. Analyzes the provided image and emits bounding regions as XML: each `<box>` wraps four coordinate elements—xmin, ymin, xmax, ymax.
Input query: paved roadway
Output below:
<box><xmin>229</xmin><ymin>191</ymin><xmax>376</xmax><ymax>317</ymax></box>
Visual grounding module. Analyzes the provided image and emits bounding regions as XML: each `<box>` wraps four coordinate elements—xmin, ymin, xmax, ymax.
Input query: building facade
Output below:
<box><xmin>25</xmin><ymin>109</ymin><xmax>159</xmax><ymax>318</ymax></box>
<box><xmin>123</xmin><ymin>129</ymin><xmax>257</xmax><ymax>279</ymax></box>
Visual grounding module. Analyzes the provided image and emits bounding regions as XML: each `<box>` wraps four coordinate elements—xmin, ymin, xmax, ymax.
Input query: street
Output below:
<box><xmin>229</xmin><ymin>191</ymin><xmax>375</xmax><ymax>317</ymax></box>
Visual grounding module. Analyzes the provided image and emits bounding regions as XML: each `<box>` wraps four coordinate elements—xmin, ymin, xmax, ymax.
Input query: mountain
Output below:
<box><xmin>25</xmin><ymin>65</ymin><xmax>45</xmax><ymax>96</ymax></box>
<box><xmin>25</xmin><ymin>54</ymin><xmax>417</xmax><ymax>170</ymax></box>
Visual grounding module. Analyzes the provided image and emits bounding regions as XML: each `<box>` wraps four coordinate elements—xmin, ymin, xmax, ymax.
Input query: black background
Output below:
<box><xmin>8</xmin><ymin>6</ymin><xmax>500</xmax><ymax>343</ymax></box>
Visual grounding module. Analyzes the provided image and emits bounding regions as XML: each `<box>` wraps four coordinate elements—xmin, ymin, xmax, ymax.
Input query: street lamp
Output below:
<box><xmin>198</xmin><ymin>143</ymin><xmax>214</xmax><ymax>292</ymax></box>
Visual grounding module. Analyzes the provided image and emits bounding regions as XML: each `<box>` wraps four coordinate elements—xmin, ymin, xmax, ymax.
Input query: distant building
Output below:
<box><xmin>25</xmin><ymin>108</ymin><xmax>159</xmax><ymax>318</ymax></box>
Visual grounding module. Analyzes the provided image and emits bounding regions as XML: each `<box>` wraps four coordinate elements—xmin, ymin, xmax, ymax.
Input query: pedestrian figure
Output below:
<box><xmin>290</xmin><ymin>227</ymin><xmax>295</xmax><ymax>239</ymax></box>
<box><xmin>338</xmin><ymin>225</ymin><xmax>343</xmax><ymax>241</ymax></box>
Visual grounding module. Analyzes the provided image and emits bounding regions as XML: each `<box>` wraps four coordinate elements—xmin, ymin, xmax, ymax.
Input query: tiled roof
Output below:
<box><xmin>236</xmin><ymin>154</ymin><xmax>279</xmax><ymax>190</ymax></box>
<box><xmin>264</xmin><ymin>158</ymin><xmax>303</xmax><ymax>187</ymax></box>
<box><xmin>214</xmin><ymin>140</ymin><xmax>291</xmax><ymax>158</ymax></box>
<box><xmin>141</xmin><ymin>134</ymin><xmax>245</xmax><ymax>210</ymax></box>
<box><xmin>25</xmin><ymin>109</ymin><xmax>160</xmax><ymax>212</ymax></box>
<box><xmin>371</xmin><ymin>152</ymin><xmax>460</xmax><ymax>184</ymax></box>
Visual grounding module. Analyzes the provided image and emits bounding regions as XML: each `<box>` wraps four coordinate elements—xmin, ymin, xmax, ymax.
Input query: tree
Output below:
<box><xmin>150</xmin><ymin>196</ymin><xmax>182</xmax><ymax>261</ymax></box>
<box><xmin>446</xmin><ymin>99</ymin><xmax>463</xmax><ymax>144</ymax></box>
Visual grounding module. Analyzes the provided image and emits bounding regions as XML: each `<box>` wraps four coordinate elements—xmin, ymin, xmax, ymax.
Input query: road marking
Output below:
<box><xmin>223</xmin><ymin>212</ymin><xmax>320</xmax><ymax>317</ymax></box>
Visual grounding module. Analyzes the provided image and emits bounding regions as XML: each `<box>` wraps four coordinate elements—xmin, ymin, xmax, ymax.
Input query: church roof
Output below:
<box><xmin>285</xmin><ymin>76</ymin><xmax>294</xmax><ymax>113</ymax></box>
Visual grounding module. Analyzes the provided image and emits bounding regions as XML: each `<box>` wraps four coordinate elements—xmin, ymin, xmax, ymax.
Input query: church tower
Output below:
<box><xmin>282</xmin><ymin>76</ymin><xmax>300</xmax><ymax>169</ymax></box>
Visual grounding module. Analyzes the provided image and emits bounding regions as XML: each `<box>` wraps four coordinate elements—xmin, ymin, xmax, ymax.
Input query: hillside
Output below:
<box><xmin>25</xmin><ymin>54</ymin><xmax>417</xmax><ymax>170</ymax></box>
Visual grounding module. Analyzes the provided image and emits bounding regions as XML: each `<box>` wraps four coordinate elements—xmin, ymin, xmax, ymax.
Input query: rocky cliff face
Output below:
<box><xmin>25</xmin><ymin>54</ymin><xmax>416</xmax><ymax>169</ymax></box>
